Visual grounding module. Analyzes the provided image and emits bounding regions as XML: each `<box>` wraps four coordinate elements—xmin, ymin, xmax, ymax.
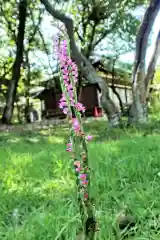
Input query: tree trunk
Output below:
<box><xmin>2</xmin><ymin>0</ymin><xmax>27</xmax><ymax>124</ymax></box>
<box><xmin>128</xmin><ymin>0</ymin><xmax>160</xmax><ymax>124</ymax></box>
<box><xmin>129</xmin><ymin>64</ymin><xmax>148</xmax><ymax>124</ymax></box>
<box><xmin>145</xmin><ymin>30</ymin><xmax>160</xmax><ymax>98</ymax></box>
<box><xmin>111</xmin><ymin>58</ymin><xmax>124</xmax><ymax>113</ymax></box>
<box><xmin>40</xmin><ymin>0</ymin><xmax>120</xmax><ymax>127</ymax></box>
<box><xmin>24</xmin><ymin>49</ymin><xmax>32</xmax><ymax>123</ymax></box>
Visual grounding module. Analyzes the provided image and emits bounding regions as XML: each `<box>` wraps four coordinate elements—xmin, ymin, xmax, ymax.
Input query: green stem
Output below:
<box><xmin>58</xmin><ymin>36</ymin><xmax>97</xmax><ymax>239</ymax></box>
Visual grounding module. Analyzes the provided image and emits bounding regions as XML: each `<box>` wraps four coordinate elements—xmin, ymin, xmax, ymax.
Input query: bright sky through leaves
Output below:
<box><xmin>40</xmin><ymin>7</ymin><xmax>160</xmax><ymax>73</ymax></box>
<box><xmin>120</xmin><ymin>10</ymin><xmax>160</xmax><ymax>66</ymax></box>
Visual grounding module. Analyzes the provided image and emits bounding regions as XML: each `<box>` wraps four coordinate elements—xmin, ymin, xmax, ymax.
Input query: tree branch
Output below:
<box><xmin>92</xmin><ymin>22</ymin><xmax>117</xmax><ymax>49</ymax></box>
<box><xmin>74</xmin><ymin>26</ymin><xmax>84</xmax><ymax>42</ymax></box>
<box><xmin>85</xmin><ymin>20</ymin><xmax>98</xmax><ymax>58</ymax></box>
<box><xmin>38</xmin><ymin>28</ymin><xmax>55</xmax><ymax>75</ymax></box>
<box><xmin>145</xmin><ymin>29</ymin><xmax>160</xmax><ymax>97</ymax></box>
<box><xmin>132</xmin><ymin>0</ymin><xmax>160</xmax><ymax>85</ymax></box>
<box><xmin>110</xmin><ymin>58</ymin><xmax>124</xmax><ymax>112</ymax></box>
<box><xmin>39</xmin><ymin>0</ymin><xmax>103</xmax><ymax>85</ymax></box>
<box><xmin>81</xmin><ymin>0</ymin><xmax>90</xmax><ymax>40</ymax></box>
<box><xmin>28</xmin><ymin>8</ymin><xmax>43</xmax><ymax>48</ymax></box>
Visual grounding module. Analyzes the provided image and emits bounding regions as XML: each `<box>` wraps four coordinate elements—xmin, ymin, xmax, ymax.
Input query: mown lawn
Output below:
<box><xmin>1</xmin><ymin>119</ymin><xmax>160</xmax><ymax>239</ymax></box>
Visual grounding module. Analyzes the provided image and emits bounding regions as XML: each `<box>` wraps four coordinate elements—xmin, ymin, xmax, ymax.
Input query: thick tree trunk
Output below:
<box><xmin>129</xmin><ymin>64</ymin><xmax>148</xmax><ymax>124</ymax></box>
<box><xmin>128</xmin><ymin>0</ymin><xmax>160</xmax><ymax>124</ymax></box>
<box><xmin>40</xmin><ymin>0</ymin><xmax>120</xmax><ymax>127</ymax></box>
<box><xmin>129</xmin><ymin>30</ymin><xmax>160</xmax><ymax>124</ymax></box>
<box><xmin>2</xmin><ymin>0</ymin><xmax>27</xmax><ymax>124</ymax></box>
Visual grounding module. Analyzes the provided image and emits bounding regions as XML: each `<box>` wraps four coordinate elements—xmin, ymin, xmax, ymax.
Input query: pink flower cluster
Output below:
<box><xmin>56</xmin><ymin>39</ymin><xmax>85</xmax><ymax>115</ymax></box>
<box><xmin>55</xmin><ymin>37</ymin><xmax>92</xmax><ymax>195</ymax></box>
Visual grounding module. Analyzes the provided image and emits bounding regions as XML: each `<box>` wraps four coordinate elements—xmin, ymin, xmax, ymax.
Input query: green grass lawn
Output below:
<box><xmin>1</xmin><ymin>119</ymin><xmax>160</xmax><ymax>239</ymax></box>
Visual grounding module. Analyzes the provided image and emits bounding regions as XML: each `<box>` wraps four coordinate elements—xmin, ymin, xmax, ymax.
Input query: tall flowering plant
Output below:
<box><xmin>54</xmin><ymin>29</ymin><xmax>98</xmax><ymax>239</ymax></box>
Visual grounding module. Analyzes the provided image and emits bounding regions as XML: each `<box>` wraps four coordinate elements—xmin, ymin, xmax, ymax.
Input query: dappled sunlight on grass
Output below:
<box><xmin>6</xmin><ymin>137</ymin><xmax>21</xmax><ymax>143</ymax></box>
<box><xmin>41</xmin><ymin>177</ymin><xmax>75</xmax><ymax>195</ymax></box>
<box><xmin>48</xmin><ymin>135</ymin><xmax>65</xmax><ymax>144</ymax></box>
<box><xmin>25</xmin><ymin>137</ymin><xmax>40</xmax><ymax>143</ymax></box>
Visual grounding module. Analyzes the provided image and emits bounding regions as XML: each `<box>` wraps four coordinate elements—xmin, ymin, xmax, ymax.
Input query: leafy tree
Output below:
<box><xmin>1</xmin><ymin>0</ymin><xmax>159</xmax><ymax>125</ymax></box>
<box><xmin>2</xmin><ymin>0</ymin><xmax>28</xmax><ymax>124</ymax></box>
<box><xmin>40</xmin><ymin>0</ymin><xmax>160</xmax><ymax>126</ymax></box>
<box><xmin>39</xmin><ymin>0</ymin><xmax>147</xmax><ymax>127</ymax></box>
<box><xmin>129</xmin><ymin>0</ymin><xmax>160</xmax><ymax>124</ymax></box>
<box><xmin>69</xmin><ymin>0</ymin><xmax>145</xmax><ymax>58</ymax></box>
<box><xmin>0</xmin><ymin>0</ymin><xmax>53</xmax><ymax>123</ymax></box>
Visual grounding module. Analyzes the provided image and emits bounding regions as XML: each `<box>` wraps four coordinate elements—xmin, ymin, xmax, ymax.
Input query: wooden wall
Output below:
<box><xmin>38</xmin><ymin>84</ymin><xmax>101</xmax><ymax>118</ymax></box>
